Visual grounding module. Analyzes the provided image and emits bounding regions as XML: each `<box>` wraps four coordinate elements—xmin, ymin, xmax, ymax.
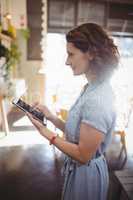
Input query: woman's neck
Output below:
<box><xmin>85</xmin><ymin>71</ymin><xmax>97</xmax><ymax>83</ymax></box>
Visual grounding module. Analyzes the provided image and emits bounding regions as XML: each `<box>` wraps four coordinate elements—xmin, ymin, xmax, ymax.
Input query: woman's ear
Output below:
<box><xmin>87</xmin><ymin>52</ymin><xmax>94</xmax><ymax>61</ymax></box>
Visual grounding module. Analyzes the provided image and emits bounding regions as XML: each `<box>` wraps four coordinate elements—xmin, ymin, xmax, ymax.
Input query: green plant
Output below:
<box><xmin>0</xmin><ymin>20</ymin><xmax>30</xmax><ymax>97</ymax></box>
<box><xmin>6</xmin><ymin>42</ymin><xmax>21</xmax><ymax>72</ymax></box>
<box><xmin>20</xmin><ymin>28</ymin><xmax>30</xmax><ymax>40</ymax></box>
<box><xmin>0</xmin><ymin>27</ymin><xmax>30</xmax><ymax>79</ymax></box>
<box><xmin>0</xmin><ymin>43</ymin><xmax>9</xmax><ymax>58</ymax></box>
<box><xmin>0</xmin><ymin>42</ymin><xmax>21</xmax><ymax>78</ymax></box>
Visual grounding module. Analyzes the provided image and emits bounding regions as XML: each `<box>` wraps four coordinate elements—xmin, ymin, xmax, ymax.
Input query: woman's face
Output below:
<box><xmin>66</xmin><ymin>42</ymin><xmax>92</xmax><ymax>76</ymax></box>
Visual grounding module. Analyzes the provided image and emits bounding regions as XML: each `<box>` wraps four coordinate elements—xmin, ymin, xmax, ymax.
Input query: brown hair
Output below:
<box><xmin>66</xmin><ymin>23</ymin><xmax>120</xmax><ymax>80</ymax></box>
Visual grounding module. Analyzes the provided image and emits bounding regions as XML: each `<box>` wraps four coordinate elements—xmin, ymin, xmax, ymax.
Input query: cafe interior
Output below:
<box><xmin>0</xmin><ymin>0</ymin><xmax>133</xmax><ymax>199</ymax></box>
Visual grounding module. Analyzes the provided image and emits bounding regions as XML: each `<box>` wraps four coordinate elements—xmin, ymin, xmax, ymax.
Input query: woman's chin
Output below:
<box><xmin>72</xmin><ymin>69</ymin><xmax>78</xmax><ymax>75</ymax></box>
<box><xmin>73</xmin><ymin>72</ymin><xmax>78</xmax><ymax>76</ymax></box>
<box><xmin>73</xmin><ymin>71</ymin><xmax>82</xmax><ymax>76</ymax></box>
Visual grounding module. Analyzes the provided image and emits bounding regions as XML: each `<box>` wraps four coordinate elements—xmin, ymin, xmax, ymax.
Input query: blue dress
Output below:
<box><xmin>61</xmin><ymin>79</ymin><xmax>116</xmax><ymax>200</ymax></box>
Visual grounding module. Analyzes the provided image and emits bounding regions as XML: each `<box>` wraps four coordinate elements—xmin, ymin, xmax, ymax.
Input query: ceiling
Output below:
<box><xmin>48</xmin><ymin>0</ymin><xmax>133</xmax><ymax>36</ymax></box>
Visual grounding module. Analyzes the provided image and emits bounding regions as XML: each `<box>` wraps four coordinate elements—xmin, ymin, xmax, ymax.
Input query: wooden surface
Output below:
<box><xmin>0</xmin><ymin>143</ymin><xmax>63</xmax><ymax>200</ymax></box>
<box><xmin>115</xmin><ymin>170</ymin><xmax>133</xmax><ymax>200</ymax></box>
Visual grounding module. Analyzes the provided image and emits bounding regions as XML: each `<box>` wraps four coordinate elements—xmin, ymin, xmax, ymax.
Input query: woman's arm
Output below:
<box><xmin>50</xmin><ymin>114</ymin><xmax>66</xmax><ymax>132</ymax></box>
<box><xmin>27</xmin><ymin>113</ymin><xmax>104</xmax><ymax>164</ymax></box>
<box><xmin>44</xmin><ymin>123</ymin><xmax>104</xmax><ymax>164</ymax></box>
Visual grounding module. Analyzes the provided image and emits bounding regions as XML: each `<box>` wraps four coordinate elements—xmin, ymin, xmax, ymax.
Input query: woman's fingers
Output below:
<box><xmin>26</xmin><ymin>112</ymin><xmax>34</xmax><ymax>122</ymax></box>
<box><xmin>31</xmin><ymin>102</ymin><xmax>44</xmax><ymax>112</ymax></box>
<box><xmin>30</xmin><ymin>103</ymin><xmax>52</xmax><ymax>120</ymax></box>
<box><xmin>31</xmin><ymin>101</ymin><xmax>39</xmax><ymax>108</ymax></box>
<box><xmin>26</xmin><ymin>112</ymin><xmax>43</xmax><ymax>130</ymax></box>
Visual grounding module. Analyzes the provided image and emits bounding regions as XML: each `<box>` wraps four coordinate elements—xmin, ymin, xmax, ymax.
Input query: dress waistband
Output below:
<box><xmin>62</xmin><ymin>154</ymin><xmax>104</xmax><ymax>176</ymax></box>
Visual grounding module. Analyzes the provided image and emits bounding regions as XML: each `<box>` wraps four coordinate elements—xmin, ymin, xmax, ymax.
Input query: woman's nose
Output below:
<box><xmin>65</xmin><ymin>57</ymin><xmax>70</xmax><ymax>65</ymax></box>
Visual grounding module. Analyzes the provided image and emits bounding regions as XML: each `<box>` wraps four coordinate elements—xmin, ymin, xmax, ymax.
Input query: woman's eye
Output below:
<box><xmin>69</xmin><ymin>53</ymin><xmax>73</xmax><ymax>56</ymax></box>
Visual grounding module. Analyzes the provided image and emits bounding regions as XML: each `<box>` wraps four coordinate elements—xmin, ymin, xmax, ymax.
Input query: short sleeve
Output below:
<box><xmin>81</xmin><ymin>98</ymin><xmax>114</xmax><ymax>135</ymax></box>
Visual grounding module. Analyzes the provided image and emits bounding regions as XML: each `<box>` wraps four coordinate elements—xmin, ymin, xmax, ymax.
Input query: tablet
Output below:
<box><xmin>12</xmin><ymin>98</ymin><xmax>47</xmax><ymax>126</ymax></box>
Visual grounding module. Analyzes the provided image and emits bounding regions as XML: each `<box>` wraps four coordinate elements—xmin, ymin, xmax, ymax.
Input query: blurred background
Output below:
<box><xmin>0</xmin><ymin>1</ymin><xmax>133</xmax><ymax>200</ymax></box>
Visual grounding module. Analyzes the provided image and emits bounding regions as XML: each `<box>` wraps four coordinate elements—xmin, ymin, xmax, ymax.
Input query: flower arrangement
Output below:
<box><xmin>0</xmin><ymin>13</ymin><xmax>29</xmax><ymax>97</ymax></box>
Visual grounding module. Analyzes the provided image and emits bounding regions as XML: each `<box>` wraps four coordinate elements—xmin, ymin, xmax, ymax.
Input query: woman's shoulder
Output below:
<box><xmin>83</xmin><ymin>80</ymin><xmax>115</xmax><ymax>109</ymax></box>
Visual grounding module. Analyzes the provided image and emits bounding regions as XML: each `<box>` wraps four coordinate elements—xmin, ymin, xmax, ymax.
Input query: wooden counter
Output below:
<box><xmin>0</xmin><ymin>96</ymin><xmax>9</xmax><ymax>135</ymax></box>
<box><xmin>115</xmin><ymin>170</ymin><xmax>133</xmax><ymax>200</ymax></box>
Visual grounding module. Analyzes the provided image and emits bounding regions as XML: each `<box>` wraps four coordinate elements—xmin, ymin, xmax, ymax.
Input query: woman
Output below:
<box><xmin>27</xmin><ymin>23</ymin><xmax>119</xmax><ymax>200</ymax></box>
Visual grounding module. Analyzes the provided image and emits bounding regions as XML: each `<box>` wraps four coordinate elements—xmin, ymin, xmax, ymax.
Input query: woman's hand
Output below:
<box><xmin>26</xmin><ymin>112</ymin><xmax>45</xmax><ymax>133</ymax></box>
<box><xmin>26</xmin><ymin>112</ymin><xmax>54</xmax><ymax>142</ymax></box>
<box><xmin>31</xmin><ymin>102</ymin><xmax>65</xmax><ymax>132</ymax></box>
<box><xmin>31</xmin><ymin>102</ymin><xmax>54</xmax><ymax>121</ymax></box>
